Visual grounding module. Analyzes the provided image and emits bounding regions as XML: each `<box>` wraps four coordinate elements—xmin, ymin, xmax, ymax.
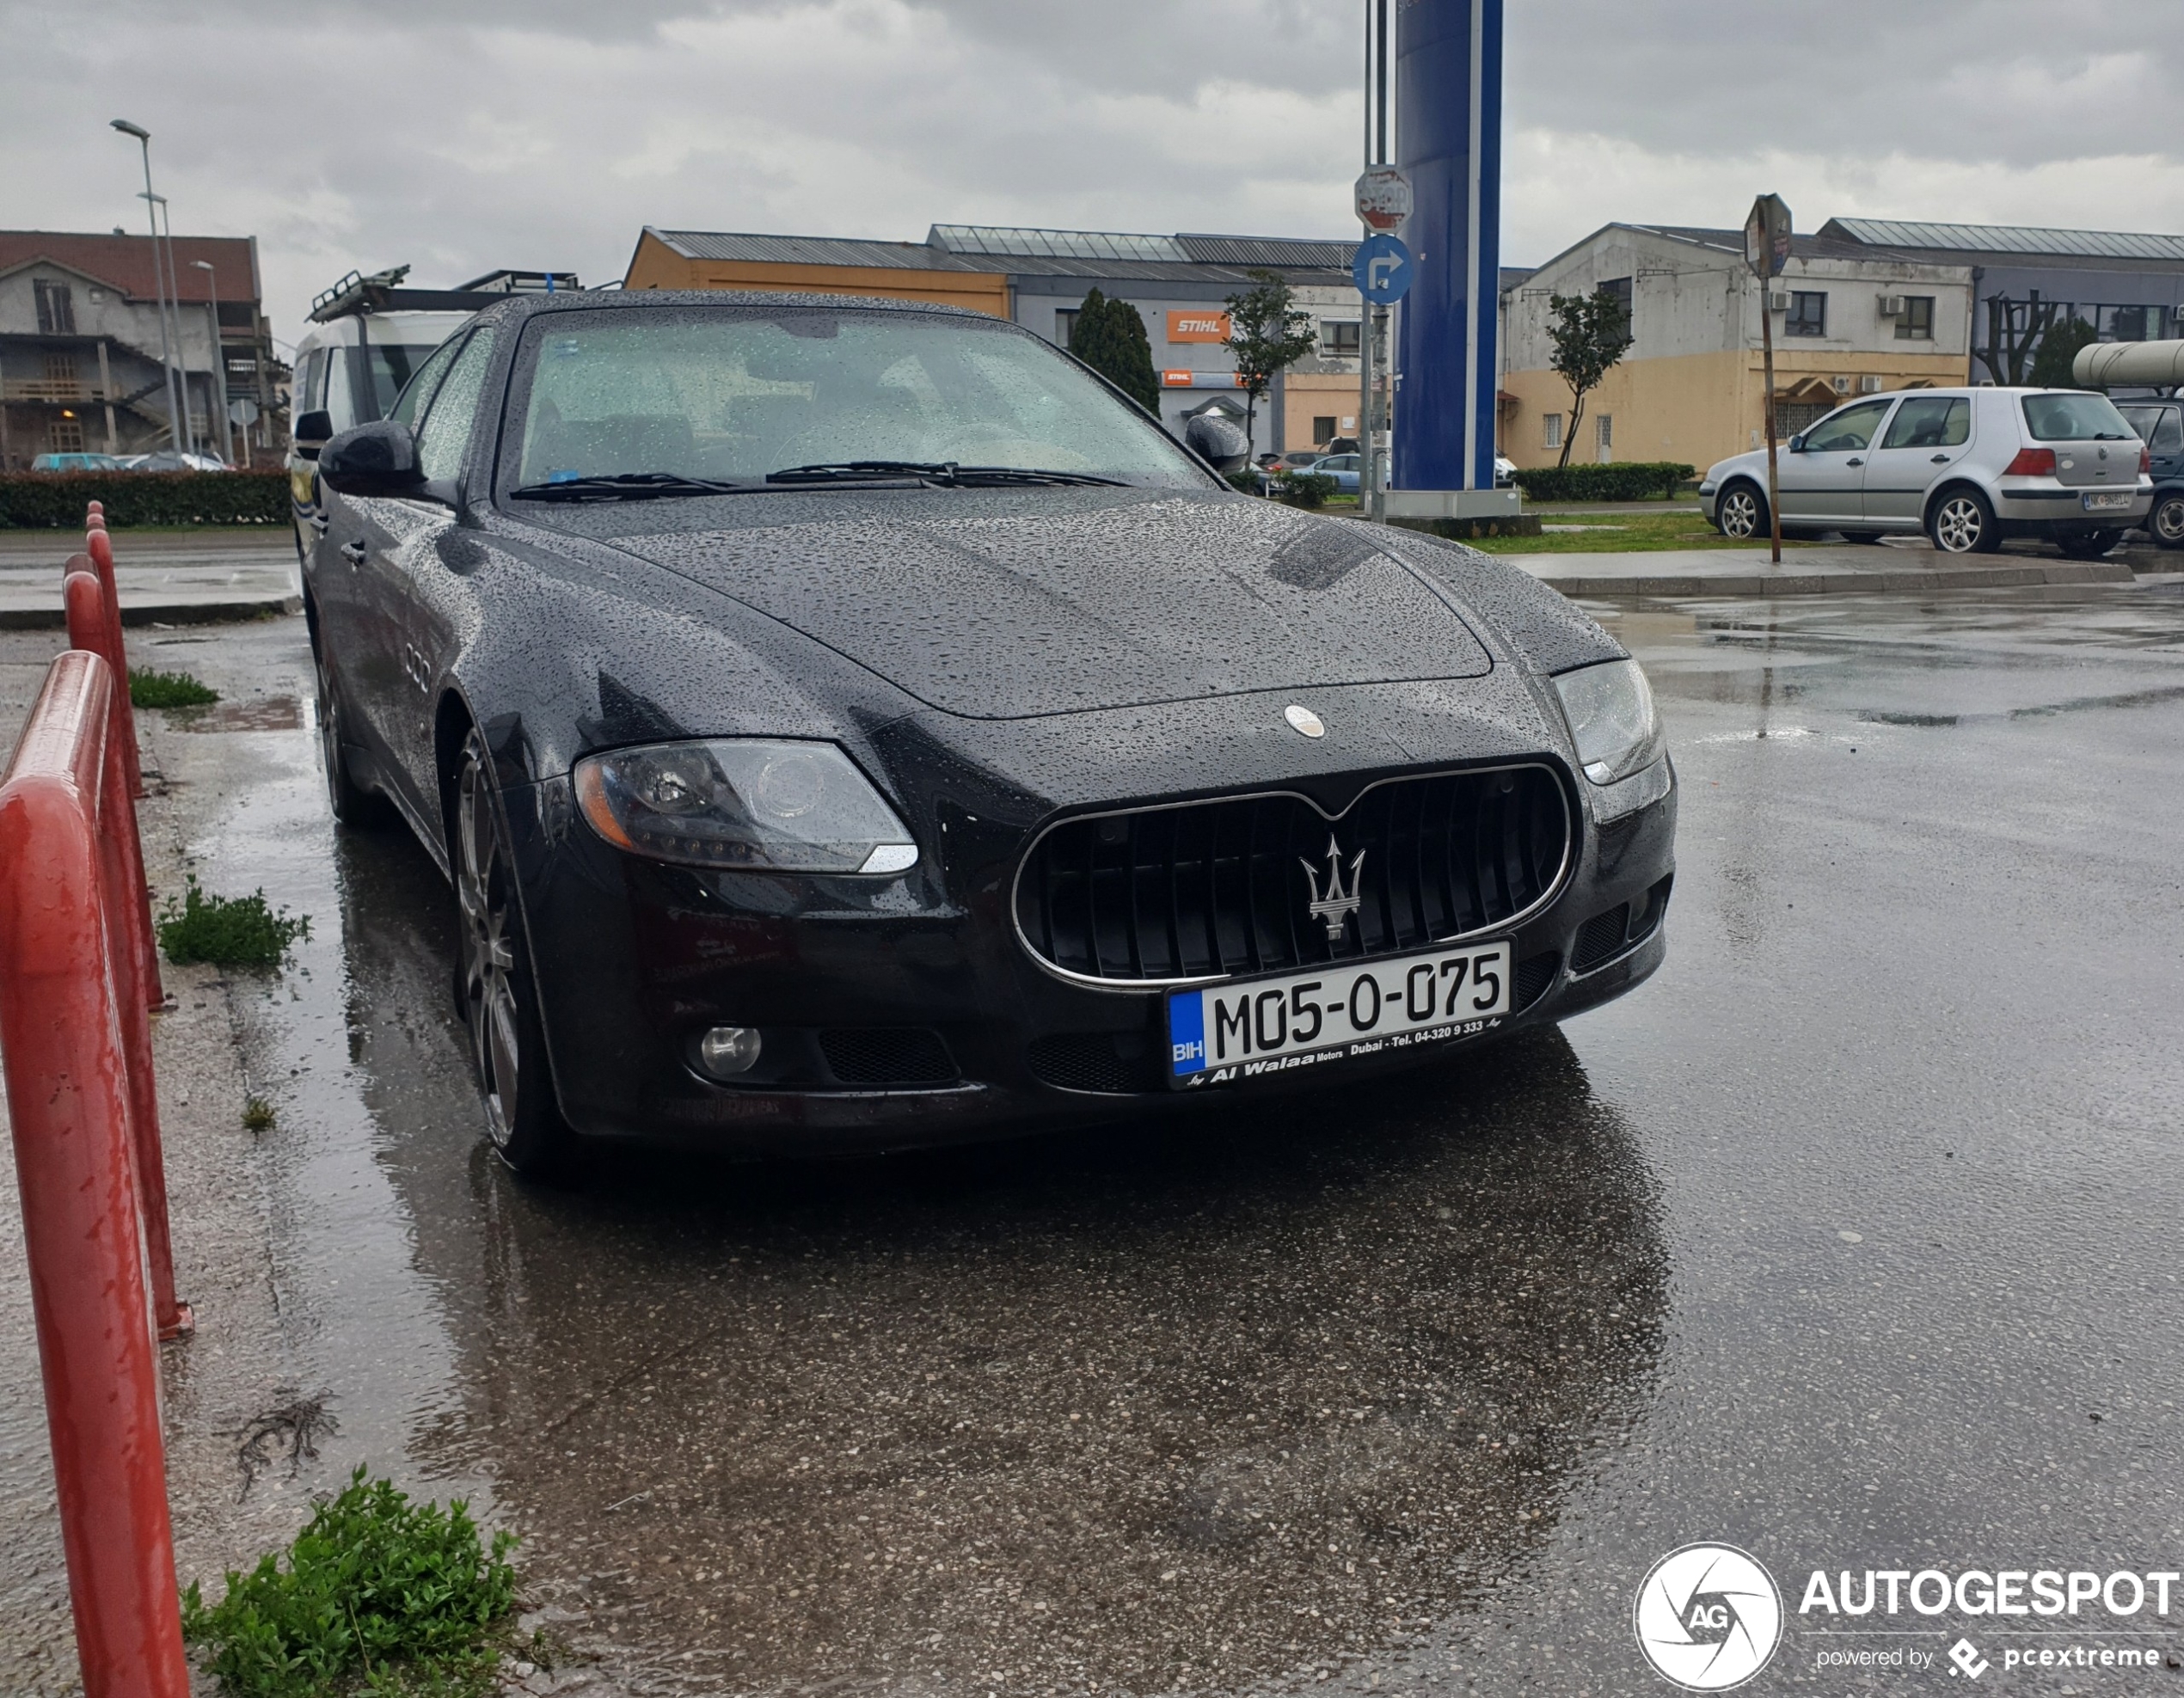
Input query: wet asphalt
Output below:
<box><xmin>10</xmin><ymin>576</ymin><xmax>2184</xmax><ymax>1695</ymax></box>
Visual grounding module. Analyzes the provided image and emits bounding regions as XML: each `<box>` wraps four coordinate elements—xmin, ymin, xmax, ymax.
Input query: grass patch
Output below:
<box><xmin>1463</xmin><ymin>510</ymin><xmax>1818</xmax><ymax>555</ymax></box>
<box><xmin>184</xmin><ymin>1468</ymin><xmax>518</xmax><ymax>1698</ymax></box>
<box><xmin>156</xmin><ymin>878</ymin><xmax>310</xmax><ymax>967</ymax></box>
<box><xmin>242</xmin><ymin>1097</ymin><xmax>277</xmax><ymax>1132</ymax></box>
<box><xmin>129</xmin><ymin>666</ymin><xmax>220</xmax><ymax>708</ymax></box>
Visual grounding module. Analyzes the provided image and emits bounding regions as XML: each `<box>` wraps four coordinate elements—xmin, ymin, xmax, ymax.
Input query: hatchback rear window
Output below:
<box><xmin>2021</xmin><ymin>393</ymin><xmax>2135</xmax><ymax>442</ymax></box>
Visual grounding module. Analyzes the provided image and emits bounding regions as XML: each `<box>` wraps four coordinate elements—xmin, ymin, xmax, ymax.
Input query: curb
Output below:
<box><xmin>1533</xmin><ymin>561</ymin><xmax>2136</xmax><ymax>598</ymax></box>
<box><xmin>0</xmin><ymin>594</ymin><xmax>301</xmax><ymax>631</ymax></box>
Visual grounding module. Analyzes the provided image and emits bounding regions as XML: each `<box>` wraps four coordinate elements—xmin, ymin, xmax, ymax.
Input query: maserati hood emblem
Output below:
<box><xmin>1284</xmin><ymin>703</ymin><xmax>1325</xmax><ymax>738</ymax></box>
<box><xmin>1301</xmin><ymin>835</ymin><xmax>1365</xmax><ymax>941</ymax></box>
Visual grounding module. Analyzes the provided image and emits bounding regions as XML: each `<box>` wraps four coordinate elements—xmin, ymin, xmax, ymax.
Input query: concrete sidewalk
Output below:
<box><xmin>1515</xmin><ymin>539</ymin><xmax>2144</xmax><ymax>598</ymax></box>
<box><xmin>0</xmin><ymin>529</ymin><xmax>299</xmax><ymax>628</ymax></box>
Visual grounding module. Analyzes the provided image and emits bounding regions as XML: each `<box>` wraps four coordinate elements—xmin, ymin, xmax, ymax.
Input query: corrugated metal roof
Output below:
<box><xmin>653</xmin><ymin>230</ymin><xmax>978</xmax><ymax>270</ymax></box>
<box><xmin>1175</xmin><ymin>234</ymin><xmax>1357</xmax><ymax>269</ymax></box>
<box><xmin>929</xmin><ymin>224</ymin><xmax>1189</xmax><ymax>263</ymax></box>
<box><xmin>1826</xmin><ymin>217</ymin><xmax>2184</xmax><ymax>263</ymax></box>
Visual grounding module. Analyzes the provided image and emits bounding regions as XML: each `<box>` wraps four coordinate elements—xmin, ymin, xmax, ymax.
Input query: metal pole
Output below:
<box><xmin>190</xmin><ymin>261</ymin><xmax>232</xmax><ymax>465</ymax></box>
<box><xmin>116</xmin><ymin>126</ymin><xmax>184</xmax><ymax>457</ymax></box>
<box><xmin>152</xmin><ymin>199</ymin><xmax>194</xmax><ymax>458</ymax></box>
<box><xmin>1761</xmin><ymin>279</ymin><xmax>1782</xmax><ymax>565</ymax></box>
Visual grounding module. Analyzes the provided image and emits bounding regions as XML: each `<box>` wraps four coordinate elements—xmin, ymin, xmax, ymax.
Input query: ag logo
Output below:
<box><xmin>1634</xmin><ymin>1543</ymin><xmax>1782</xmax><ymax>1690</ymax></box>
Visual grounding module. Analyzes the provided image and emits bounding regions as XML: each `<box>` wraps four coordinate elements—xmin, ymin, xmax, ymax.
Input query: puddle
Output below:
<box><xmin>168</xmin><ymin>695</ymin><xmax>304</xmax><ymax>733</ymax></box>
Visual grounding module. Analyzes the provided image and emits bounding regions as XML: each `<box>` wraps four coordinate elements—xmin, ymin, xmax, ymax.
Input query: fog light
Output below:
<box><xmin>697</xmin><ymin>1025</ymin><xmax>763</xmax><ymax>1078</ymax></box>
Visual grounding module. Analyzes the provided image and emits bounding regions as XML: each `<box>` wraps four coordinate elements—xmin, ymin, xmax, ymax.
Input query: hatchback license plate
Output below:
<box><xmin>1166</xmin><ymin>941</ymin><xmax>1512</xmax><ymax>1088</ymax></box>
<box><xmin>2082</xmin><ymin>491</ymin><xmax>2133</xmax><ymax>512</ymax></box>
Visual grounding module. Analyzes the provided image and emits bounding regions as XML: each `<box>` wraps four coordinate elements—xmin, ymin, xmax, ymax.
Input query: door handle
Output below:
<box><xmin>1930</xmin><ymin>454</ymin><xmax>1952</xmax><ymax>464</ymax></box>
<box><xmin>340</xmin><ymin>541</ymin><xmax>367</xmax><ymax>567</ymax></box>
<box><xmin>310</xmin><ymin>514</ymin><xmax>330</xmax><ymax>536</ymax></box>
<box><xmin>1845</xmin><ymin>457</ymin><xmax>1864</xmax><ymax>468</ymax></box>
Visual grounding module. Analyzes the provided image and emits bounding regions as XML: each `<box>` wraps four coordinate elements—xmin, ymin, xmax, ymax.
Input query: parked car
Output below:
<box><xmin>287</xmin><ymin>308</ymin><xmax>475</xmax><ymax>555</ymax></box>
<box><xmin>304</xmin><ymin>290</ymin><xmax>1676</xmax><ymax>1172</ymax></box>
<box><xmin>1309</xmin><ymin>451</ymin><xmax>1362</xmax><ymax>493</ymax></box>
<box><xmin>28</xmin><ymin>451</ymin><xmax>126</xmax><ymax>473</ymax></box>
<box><xmin>1494</xmin><ymin>456</ymin><xmax>1518</xmax><ymax>489</ymax></box>
<box><xmin>2115</xmin><ymin>397</ymin><xmax>2184</xmax><ymax>549</ymax></box>
<box><xmin>1698</xmin><ymin>387</ymin><xmax>2153</xmax><ymax>556</ymax></box>
<box><xmin>127</xmin><ymin>450</ymin><xmax>230</xmax><ymax>473</ymax></box>
<box><xmin>1272</xmin><ymin>450</ymin><xmax>1327</xmax><ymax>472</ymax></box>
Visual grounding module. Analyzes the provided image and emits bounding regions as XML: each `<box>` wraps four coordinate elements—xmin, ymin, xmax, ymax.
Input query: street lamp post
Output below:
<box><xmin>108</xmin><ymin>120</ymin><xmax>191</xmax><ymax>458</ymax></box>
<box><xmin>188</xmin><ymin>259</ymin><xmax>233</xmax><ymax>466</ymax></box>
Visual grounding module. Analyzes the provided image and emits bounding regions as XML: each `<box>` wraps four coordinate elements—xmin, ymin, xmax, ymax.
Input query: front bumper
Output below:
<box><xmin>503</xmin><ymin>755</ymin><xmax>1678</xmax><ymax>1155</ymax></box>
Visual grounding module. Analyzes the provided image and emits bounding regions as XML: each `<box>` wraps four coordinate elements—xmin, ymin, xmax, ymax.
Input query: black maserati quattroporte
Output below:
<box><xmin>305</xmin><ymin>291</ymin><xmax>1675</xmax><ymax>1171</ymax></box>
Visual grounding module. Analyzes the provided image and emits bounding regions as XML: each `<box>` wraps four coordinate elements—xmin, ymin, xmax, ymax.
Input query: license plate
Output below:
<box><xmin>2082</xmin><ymin>491</ymin><xmax>2133</xmax><ymax>512</ymax></box>
<box><xmin>1166</xmin><ymin>941</ymin><xmax>1512</xmax><ymax>1088</ymax></box>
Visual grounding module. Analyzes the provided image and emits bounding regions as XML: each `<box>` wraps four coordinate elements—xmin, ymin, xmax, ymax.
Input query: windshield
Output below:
<box><xmin>505</xmin><ymin>308</ymin><xmax>1205</xmax><ymax>490</ymax></box>
<box><xmin>2021</xmin><ymin>392</ymin><xmax>2137</xmax><ymax>442</ymax></box>
<box><xmin>362</xmin><ymin>343</ymin><xmax>445</xmax><ymax>420</ymax></box>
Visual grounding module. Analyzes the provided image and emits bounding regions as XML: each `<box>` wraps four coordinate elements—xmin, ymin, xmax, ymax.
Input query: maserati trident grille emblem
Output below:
<box><xmin>1301</xmin><ymin>835</ymin><xmax>1365</xmax><ymax>941</ymax></box>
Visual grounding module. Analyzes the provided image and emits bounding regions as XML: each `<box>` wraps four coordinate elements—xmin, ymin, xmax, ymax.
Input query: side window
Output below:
<box><xmin>1802</xmin><ymin>399</ymin><xmax>1891</xmax><ymax>453</ymax></box>
<box><xmin>1880</xmin><ymin>396</ymin><xmax>1969</xmax><ymax>451</ymax></box>
<box><xmin>2154</xmin><ymin>408</ymin><xmax>2183</xmax><ymax>454</ymax></box>
<box><xmin>414</xmin><ymin>329</ymin><xmax>498</xmax><ymax>484</ymax></box>
<box><xmin>390</xmin><ymin>334</ymin><xmax>467</xmax><ymax>428</ymax></box>
<box><xmin>324</xmin><ymin>347</ymin><xmax>358</xmax><ymax>432</ymax></box>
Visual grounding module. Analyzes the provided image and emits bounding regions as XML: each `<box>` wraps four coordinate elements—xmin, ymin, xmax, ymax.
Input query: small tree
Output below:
<box><xmin>2028</xmin><ymin>313</ymin><xmax>2101</xmax><ymax>389</ymax></box>
<box><xmin>1979</xmin><ymin>290</ymin><xmax>2059</xmax><ymax>387</ymax></box>
<box><xmin>1223</xmin><ymin>269</ymin><xmax>1319</xmax><ymax>459</ymax></box>
<box><xmin>1069</xmin><ymin>289</ymin><xmax>1161</xmax><ymax>417</ymax></box>
<box><xmin>1547</xmin><ymin>287</ymin><xmax>1635</xmax><ymax>468</ymax></box>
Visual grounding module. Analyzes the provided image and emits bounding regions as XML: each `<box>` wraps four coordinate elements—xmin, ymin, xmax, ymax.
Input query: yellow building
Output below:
<box><xmin>1499</xmin><ymin>224</ymin><xmax>1975</xmax><ymax>474</ymax></box>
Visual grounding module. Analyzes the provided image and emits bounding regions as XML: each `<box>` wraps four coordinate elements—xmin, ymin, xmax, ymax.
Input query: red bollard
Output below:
<box><xmin>80</xmin><ymin>531</ymin><xmax>145</xmax><ymax>800</ymax></box>
<box><xmin>0</xmin><ymin>649</ymin><xmax>191</xmax><ymax>1698</ymax></box>
<box><xmin>64</xmin><ymin>573</ymin><xmax>187</xmax><ymax>1340</ymax></box>
<box><xmin>63</xmin><ymin>562</ymin><xmax>166</xmax><ymax>1012</ymax></box>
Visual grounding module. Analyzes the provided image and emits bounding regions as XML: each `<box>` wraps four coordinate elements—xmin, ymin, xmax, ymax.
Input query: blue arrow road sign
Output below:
<box><xmin>1353</xmin><ymin>233</ymin><xmax>1414</xmax><ymax>304</ymax></box>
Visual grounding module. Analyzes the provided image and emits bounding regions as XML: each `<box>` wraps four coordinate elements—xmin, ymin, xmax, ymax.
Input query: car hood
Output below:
<box><xmin>600</xmin><ymin>491</ymin><xmax>1491</xmax><ymax>720</ymax></box>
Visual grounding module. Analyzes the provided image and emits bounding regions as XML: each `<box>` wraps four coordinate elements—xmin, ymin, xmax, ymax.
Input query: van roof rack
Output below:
<box><xmin>308</xmin><ymin>264</ymin><xmax>579</xmax><ymax>323</ymax></box>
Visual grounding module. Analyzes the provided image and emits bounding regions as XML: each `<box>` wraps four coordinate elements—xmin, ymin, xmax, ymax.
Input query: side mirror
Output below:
<box><xmin>291</xmin><ymin>408</ymin><xmax>334</xmax><ymax>462</ymax></box>
<box><xmin>318</xmin><ymin>421</ymin><xmax>425</xmax><ymax>499</ymax></box>
<box><xmin>1185</xmin><ymin>412</ymin><xmax>1250</xmax><ymax>474</ymax></box>
<box><xmin>1786</xmin><ymin>433</ymin><xmax>1806</xmax><ymax>453</ymax></box>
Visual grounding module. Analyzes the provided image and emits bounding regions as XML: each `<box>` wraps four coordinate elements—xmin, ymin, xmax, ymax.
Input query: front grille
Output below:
<box><xmin>1015</xmin><ymin>765</ymin><xmax>1570</xmax><ymax>984</ymax></box>
<box><xmin>1028</xmin><ymin>1031</ymin><xmax>1163</xmax><ymax>1094</ymax></box>
<box><xmin>816</xmin><ymin>1027</ymin><xmax>958</xmax><ymax>1086</ymax></box>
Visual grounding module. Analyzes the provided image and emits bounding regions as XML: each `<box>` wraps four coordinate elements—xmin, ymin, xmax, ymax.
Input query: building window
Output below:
<box><xmin>2099</xmin><ymin>303</ymin><xmax>2150</xmax><ymax>342</ymax></box>
<box><xmin>1312</xmin><ymin>415</ymin><xmax>1337</xmax><ymax>444</ymax></box>
<box><xmin>34</xmin><ymin>279</ymin><xmax>77</xmax><ymax>335</ymax></box>
<box><xmin>1320</xmin><ymin>320</ymin><xmax>1360</xmax><ymax>357</ymax></box>
<box><xmin>1054</xmin><ymin>309</ymin><xmax>1079</xmax><ymax>348</ymax></box>
<box><xmin>1542</xmin><ymin>413</ymin><xmax>1564</xmax><ymax>451</ymax></box>
<box><xmin>1596</xmin><ymin>413</ymin><xmax>1614</xmax><ymax>462</ymax></box>
<box><xmin>47</xmin><ymin>419</ymin><xmax>86</xmax><ymax>453</ymax></box>
<box><xmin>1785</xmin><ymin>291</ymin><xmax>1827</xmax><ymax>337</ymax></box>
<box><xmin>1776</xmin><ymin>401</ymin><xmax>1831</xmax><ymax>436</ymax></box>
<box><xmin>1895</xmin><ymin>296</ymin><xmax>1934</xmax><ymax>340</ymax></box>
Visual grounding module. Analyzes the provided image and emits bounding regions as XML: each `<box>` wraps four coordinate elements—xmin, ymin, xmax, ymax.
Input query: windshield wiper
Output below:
<box><xmin>509</xmin><ymin>472</ymin><xmax>752</xmax><ymax>501</ymax></box>
<box><xmin>764</xmin><ymin>460</ymin><xmax>1124</xmax><ymax>488</ymax></box>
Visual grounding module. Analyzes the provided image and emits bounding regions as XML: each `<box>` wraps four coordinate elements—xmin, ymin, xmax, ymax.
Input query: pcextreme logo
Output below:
<box><xmin>1634</xmin><ymin>1543</ymin><xmax>1784</xmax><ymax>1691</ymax></box>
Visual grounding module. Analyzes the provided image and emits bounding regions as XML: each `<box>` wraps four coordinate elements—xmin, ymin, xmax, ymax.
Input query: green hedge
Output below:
<box><xmin>1507</xmin><ymin>461</ymin><xmax>1695</xmax><ymax>503</ymax></box>
<box><xmin>0</xmin><ymin>471</ymin><xmax>291</xmax><ymax>529</ymax></box>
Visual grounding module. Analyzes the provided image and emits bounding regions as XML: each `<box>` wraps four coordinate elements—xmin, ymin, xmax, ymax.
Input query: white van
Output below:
<box><xmin>286</xmin><ymin>310</ymin><xmax>472</xmax><ymax>553</ymax></box>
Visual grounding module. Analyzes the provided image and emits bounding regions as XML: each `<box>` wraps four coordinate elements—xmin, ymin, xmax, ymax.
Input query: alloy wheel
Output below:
<box><xmin>1933</xmin><ymin>495</ymin><xmax>1985</xmax><ymax>553</ymax></box>
<box><xmin>2154</xmin><ymin>494</ymin><xmax>2184</xmax><ymax>548</ymax></box>
<box><xmin>457</xmin><ymin>741</ymin><xmax>524</xmax><ymax>1151</ymax></box>
<box><xmin>314</xmin><ymin>651</ymin><xmax>345</xmax><ymax>804</ymax></box>
<box><xmin>1719</xmin><ymin>488</ymin><xmax>1759</xmax><ymax>539</ymax></box>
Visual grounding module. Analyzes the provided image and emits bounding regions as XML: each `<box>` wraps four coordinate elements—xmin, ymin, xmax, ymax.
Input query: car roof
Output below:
<box><xmin>292</xmin><ymin>310</ymin><xmax>476</xmax><ymax>354</ymax></box>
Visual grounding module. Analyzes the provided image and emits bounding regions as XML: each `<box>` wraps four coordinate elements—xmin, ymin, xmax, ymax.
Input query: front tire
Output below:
<box><xmin>1928</xmin><ymin>487</ymin><xmax>1999</xmax><ymax>555</ymax></box>
<box><xmin>454</xmin><ymin>731</ymin><xmax>578</xmax><ymax>1179</ymax></box>
<box><xmin>314</xmin><ymin>646</ymin><xmax>392</xmax><ymax>827</ymax></box>
<box><xmin>1716</xmin><ymin>481</ymin><xmax>1765</xmax><ymax>540</ymax></box>
<box><xmin>2148</xmin><ymin>492</ymin><xmax>2184</xmax><ymax>550</ymax></box>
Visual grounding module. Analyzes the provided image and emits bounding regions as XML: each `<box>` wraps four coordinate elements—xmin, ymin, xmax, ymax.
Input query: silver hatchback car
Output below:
<box><xmin>1699</xmin><ymin>387</ymin><xmax>2153</xmax><ymax>557</ymax></box>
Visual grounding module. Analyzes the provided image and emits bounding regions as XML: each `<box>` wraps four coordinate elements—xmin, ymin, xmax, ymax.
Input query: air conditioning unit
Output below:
<box><xmin>1858</xmin><ymin>374</ymin><xmax>1883</xmax><ymax>394</ymax></box>
<box><xmin>1831</xmin><ymin>375</ymin><xmax>1852</xmax><ymax>395</ymax></box>
<box><xmin>1877</xmin><ymin>294</ymin><xmax>1905</xmax><ymax>316</ymax></box>
<box><xmin>1768</xmin><ymin>289</ymin><xmax>1791</xmax><ymax>311</ymax></box>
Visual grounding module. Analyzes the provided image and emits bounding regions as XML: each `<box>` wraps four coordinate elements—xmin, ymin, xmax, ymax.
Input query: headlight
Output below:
<box><xmin>573</xmin><ymin>739</ymin><xmax>918</xmax><ymax>874</ymax></box>
<box><xmin>1551</xmin><ymin>659</ymin><xmax>1663</xmax><ymax>785</ymax></box>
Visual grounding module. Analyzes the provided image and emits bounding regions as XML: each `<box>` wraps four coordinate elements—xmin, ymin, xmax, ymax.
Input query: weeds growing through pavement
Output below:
<box><xmin>129</xmin><ymin>666</ymin><xmax>220</xmax><ymax>708</ymax></box>
<box><xmin>183</xmin><ymin>1468</ymin><xmax>519</xmax><ymax>1698</ymax></box>
<box><xmin>242</xmin><ymin>1097</ymin><xmax>277</xmax><ymax>1132</ymax></box>
<box><xmin>156</xmin><ymin>878</ymin><xmax>310</xmax><ymax>967</ymax></box>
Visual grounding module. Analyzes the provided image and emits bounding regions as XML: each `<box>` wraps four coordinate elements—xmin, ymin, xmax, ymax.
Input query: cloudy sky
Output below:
<box><xmin>7</xmin><ymin>0</ymin><xmax>2181</xmax><ymax>342</ymax></box>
